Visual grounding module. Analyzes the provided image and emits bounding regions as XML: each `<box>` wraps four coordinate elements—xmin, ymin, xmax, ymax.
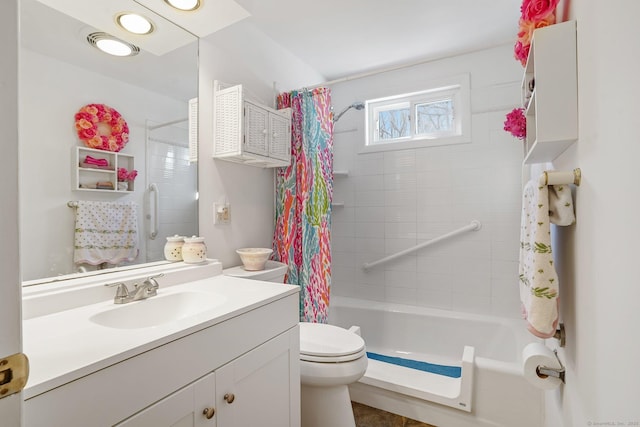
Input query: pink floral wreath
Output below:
<box><xmin>74</xmin><ymin>103</ymin><xmax>129</xmax><ymax>152</ymax></box>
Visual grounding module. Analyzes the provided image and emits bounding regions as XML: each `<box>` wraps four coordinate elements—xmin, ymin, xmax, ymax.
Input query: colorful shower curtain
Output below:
<box><xmin>272</xmin><ymin>88</ymin><xmax>333</xmax><ymax>323</ymax></box>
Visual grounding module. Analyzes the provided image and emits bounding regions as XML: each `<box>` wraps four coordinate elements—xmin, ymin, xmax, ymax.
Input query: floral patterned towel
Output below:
<box><xmin>73</xmin><ymin>201</ymin><xmax>139</xmax><ymax>266</ymax></box>
<box><xmin>519</xmin><ymin>180</ymin><xmax>575</xmax><ymax>338</ymax></box>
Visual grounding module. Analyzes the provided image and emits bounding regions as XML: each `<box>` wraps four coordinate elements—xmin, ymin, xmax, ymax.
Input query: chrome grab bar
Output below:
<box><xmin>149</xmin><ymin>183</ymin><xmax>160</xmax><ymax>240</ymax></box>
<box><xmin>362</xmin><ymin>220</ymin><xmax>481</xmax><ymax>270</ymax></box>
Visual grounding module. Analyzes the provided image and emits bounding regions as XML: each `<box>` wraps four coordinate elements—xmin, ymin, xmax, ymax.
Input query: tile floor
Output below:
<box><xmin>352</xmin><ymin>402</ymin><xmax>436</xmax><ymax>427</ymax></box>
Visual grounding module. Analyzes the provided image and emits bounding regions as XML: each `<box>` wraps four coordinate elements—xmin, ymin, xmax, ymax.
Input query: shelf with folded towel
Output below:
<box><xmin>73</xmin><ymin>147</ymin><xmax>135</xmax><ymax>193</ymax></box>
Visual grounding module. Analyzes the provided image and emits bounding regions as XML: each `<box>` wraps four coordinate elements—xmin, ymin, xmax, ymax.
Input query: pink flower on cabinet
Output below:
<box><xmin>513</xmin><ymin>0</ymin><xmax>559</xmax><ymax>67</ymax></box>
<box><xmin>514</xmin><ymin>41</ymin><xmax>531</xmax><ymax>67</ymax></box>
<box><xmin>517</xmin><ymin>15</ymin><xmax>556</xmax><ymax>47</ymax></box>
<box><xmin>504</xmin><ymin>108</ymin><xmax>527</xmax><ymax>139</ymax></box>
<box><xmin>521</xmin><ymin>0</ymin><xmax>560</xmax><ymax>22</ymax></box>
<box><xmin>117</xmin><ymin>167</ymin><xmax>138</xmax><ymax>182</ymax></box>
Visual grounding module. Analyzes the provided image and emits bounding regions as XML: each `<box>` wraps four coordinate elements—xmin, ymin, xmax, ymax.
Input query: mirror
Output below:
<box><xmin>19</xmin><ymin>0</ymin><xmax>198</xmax><ymax>284</ymax></box>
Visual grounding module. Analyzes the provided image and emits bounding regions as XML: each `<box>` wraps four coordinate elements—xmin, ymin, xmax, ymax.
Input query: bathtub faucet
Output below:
<box><xmin>105</xmin><ymin>274</ymin><xmax>164</xmax><ymax>304</ymax></box>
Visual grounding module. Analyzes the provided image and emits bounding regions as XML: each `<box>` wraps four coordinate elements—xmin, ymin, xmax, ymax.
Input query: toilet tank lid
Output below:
<box><xmin>223</xmin><ymin>260</ymin><xmax>288</xmax><ymax>281</ymax></box>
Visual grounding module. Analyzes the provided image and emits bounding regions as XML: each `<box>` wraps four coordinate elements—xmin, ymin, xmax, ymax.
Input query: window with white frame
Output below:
<box><xmin>362</xmin><ymin>74</ymin><xmax>470</xmax><ymax>153</ymax></box>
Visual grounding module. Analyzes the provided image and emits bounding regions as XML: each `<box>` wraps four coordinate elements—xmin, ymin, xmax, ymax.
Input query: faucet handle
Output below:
<box><xmin>105</xmin><ymin>282</ymin><xmax>131</xmax><ymax>304</ymax></box>
<box><xmin>145</xmin><ymin>273</ymin><xmax>164</xmax><ymax>290</ymax></box>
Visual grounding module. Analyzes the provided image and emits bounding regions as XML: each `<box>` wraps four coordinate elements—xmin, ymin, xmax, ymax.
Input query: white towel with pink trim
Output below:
<box><xmin>73</xmin><ymin>201</ymin><xmax>139</xmax><ymax>265</ymax></box>
<box><xmin>519</xmin><ymin>180</ymin><xmax>575</xmax><ymax>338</ymax></box>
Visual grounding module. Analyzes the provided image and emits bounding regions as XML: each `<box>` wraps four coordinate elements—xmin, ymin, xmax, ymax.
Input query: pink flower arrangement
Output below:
<box><xmin>514</xmin><ymin>0</ymin><xmax>560</xmax><ymax>66</ymax></box>
<box><xmin>504</xmin><ymin>108</ymin><xmax>527</xmax><ymax>139</ymax></box>
<box><xmin>117</xmin><ymin>167</ymin><xmax>138</xmax><ymax>182</ymax></box>
<box><xmin>75</xmin><ymin>103</ymin><xmax>129</xmax><ymax>152</ymax></box>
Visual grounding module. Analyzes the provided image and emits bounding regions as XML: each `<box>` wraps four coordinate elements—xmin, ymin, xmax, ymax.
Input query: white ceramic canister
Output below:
<box><xmin>164</xmin><ymin>235</ymin><xmax>185</xmax><ymax>261</ymax></box>
<box><xmin>182</xmin><ymin>235</ymin><xmax>207</xmax><ymax>264</ymax></box>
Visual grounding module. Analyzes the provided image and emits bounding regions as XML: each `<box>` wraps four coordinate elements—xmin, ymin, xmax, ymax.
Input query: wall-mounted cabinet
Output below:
<box><xmin>73</xmin><ymin>147</ymin><xmax>135</xmax><ymax>193</ymax></box>
<box><xmin>521</xmin><ymin>20</ymin><xmax>577</xmax><ymax>164</ymax></box>
<box><xmin>213</xmin><ymin>83</ymin><xmax>291</xmax><ymax>168</ymax></box>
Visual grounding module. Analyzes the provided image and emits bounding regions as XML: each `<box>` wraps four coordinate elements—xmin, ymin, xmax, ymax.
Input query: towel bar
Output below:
<box><xmin>539</xmin><ymin>168</ymin><xmax>581</xmax><ymax>186</ymax></box>
<box><xmin>553</xmin><ymin>323</ymin><xmax>566</xmax><ymax>347</ymax></box>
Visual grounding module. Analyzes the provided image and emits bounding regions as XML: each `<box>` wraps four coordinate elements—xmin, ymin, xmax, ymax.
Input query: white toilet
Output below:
<box><xmin>223</xmin><ymin>261</ymin><xmax>368</xmax><ymax>427</ymax></box>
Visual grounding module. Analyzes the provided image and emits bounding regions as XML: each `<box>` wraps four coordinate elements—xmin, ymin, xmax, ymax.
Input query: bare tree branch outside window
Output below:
<box><xmin>377</xmin><ymin>107</ymin><xmax>410</xmax><ymax>140</ymax></box>
<box><xmin>416</xmin><ymin>100</ymin><xmax>454</xmax><ymax>135</ymax></box>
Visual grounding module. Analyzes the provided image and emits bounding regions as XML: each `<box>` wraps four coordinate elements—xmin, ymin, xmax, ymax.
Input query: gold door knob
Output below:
<box><xmin>224</xmin><ymin>393</ymin><xmax>235</xmax><ymax>404</ymax></box>
<box><xmin>202</xmin><ymin>407</ymin><xmax>215</xmax><ymax>419</ymax></box>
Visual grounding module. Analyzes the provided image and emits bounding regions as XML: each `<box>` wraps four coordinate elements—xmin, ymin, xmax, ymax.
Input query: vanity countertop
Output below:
<box><xmin>22</xmin><ymin>272</ymin><xmax>299</xmax><ymax>399</ymax></box>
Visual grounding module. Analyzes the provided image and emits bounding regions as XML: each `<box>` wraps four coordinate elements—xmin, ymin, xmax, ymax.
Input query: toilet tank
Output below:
<box><xmin>223</xmin><ymin>260</ymin><xmax>288</xmax><ymax>283</ymax></box>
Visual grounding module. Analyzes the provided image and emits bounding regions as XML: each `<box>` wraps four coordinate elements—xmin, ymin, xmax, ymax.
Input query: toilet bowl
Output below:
<box><xmin>299</xmin><ymin>322</ymin><xmax>367</xmax><ymax>427</ymax></box>
<box><xmin>223</xmin><ymin>261</ymin><xmax>368</xmax><ymax>427</ymax></box>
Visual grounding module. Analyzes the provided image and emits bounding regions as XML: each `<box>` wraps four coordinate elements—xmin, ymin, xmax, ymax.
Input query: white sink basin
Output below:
<box><xmin>90</xmin><ymin>291</ymin><xmax>226</xmax><ymax>329</ymax></box>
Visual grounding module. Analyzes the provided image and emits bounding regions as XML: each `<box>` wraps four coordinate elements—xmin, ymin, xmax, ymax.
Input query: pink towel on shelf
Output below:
<box><xmin>84</xmin><ymin>155</ymin><xmax>109</xmax><ymax>167</ymax></box>
<box><xmin>73</xmin><ymin>201</ymin><xmax>139</xmax><ymax>265</ymax></box>
<box><xmin>519</xmin><ymin>180</ymin><xmax>575</xmax><ymax>338</ymax></box>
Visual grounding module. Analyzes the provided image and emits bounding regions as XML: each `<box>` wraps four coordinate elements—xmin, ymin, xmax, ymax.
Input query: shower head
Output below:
<box><xmin>333</xmin><ymin>101</ymin><xmax>365</xmax><ymax>123</ymax></box>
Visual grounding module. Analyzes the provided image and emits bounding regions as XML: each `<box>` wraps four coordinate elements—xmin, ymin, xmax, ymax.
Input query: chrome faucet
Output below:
<box><xmin>106</xmin><ymin>273</ymin><xmax>164</xmax><ymax>304</ymax></box>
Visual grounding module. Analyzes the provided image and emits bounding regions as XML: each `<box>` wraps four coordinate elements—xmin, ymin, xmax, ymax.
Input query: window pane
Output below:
<box><xmin>415</xmin><ymin>99</ymin><xmax>453</xmax><ymax>135</ymax></box>
<box><xmin>377</xmin><ymin>107</ymin><xmax>410</xmax><ymax>141</ymax></box>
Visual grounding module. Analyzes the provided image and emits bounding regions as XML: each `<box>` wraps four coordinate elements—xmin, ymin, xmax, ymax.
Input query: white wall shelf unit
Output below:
<box><xmin>73</xmin><ymin>146</ymin><xmax>135</xmax><ymax>193</ymax></box>
<box><xmin>213</xmin><ymin>83</ymin><xmax>291</xmax><ymax>168</ymax></box>
<box><xmin>521</xmin><ymin>20</ymin><xmax>577</xmax><ymax>164</ymax></box>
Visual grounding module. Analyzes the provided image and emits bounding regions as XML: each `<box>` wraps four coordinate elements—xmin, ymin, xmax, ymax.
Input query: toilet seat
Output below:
<box><xmin>299</xmin><ymin>322</ymin><xmax>366</xmax><ymax>363</ymax></box>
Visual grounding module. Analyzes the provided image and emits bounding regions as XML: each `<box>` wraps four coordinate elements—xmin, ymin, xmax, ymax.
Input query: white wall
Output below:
<box><xmin>19</xmin><ymin>49</ymin><xmax>188</xmax><ymax>280</ymax></box>
<box><xmin>330</xmin><ymin>44</ymin><xmax>526</xmax><ymax>317</ymax></box>
<box><xmin>544</xmin><ymin>1</ymin><xmax>640</xmax><ymax>424</ymax></box>
<box><xmin>197</xmin><ymin>36</ymin><xmax>324</xmax><ymax>267</ymax></box>
<box><xmin>0</xmin><ymin>0</ymin><xmax>23</xmax><ymax>423</ymax></box>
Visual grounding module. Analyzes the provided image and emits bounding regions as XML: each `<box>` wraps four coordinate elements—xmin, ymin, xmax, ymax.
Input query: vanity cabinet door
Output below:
<box><xmin>215</xmin><ymin>328</ymin><xmax>300</xmax><ymax>427</ymax></box>
<box><xmin>116</xmin><ymin>372</ymin><xmax>217</xmax><ymax>427</ymax></box>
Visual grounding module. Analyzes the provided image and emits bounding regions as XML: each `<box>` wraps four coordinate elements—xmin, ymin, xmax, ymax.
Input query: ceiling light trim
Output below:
<box><xmin>163</xmin><ymin>0</ymin><xmax>202</xmax><ymax>12</ymax></box>
<box><xmin>87</xmin><ymin>32</ymin><xmax>140</xmax><ymax>57</ymax></box>
<box><xmin>115</xmin><ymin>12</ymin><xmax>155</xmax><ymax>35</ymax></box>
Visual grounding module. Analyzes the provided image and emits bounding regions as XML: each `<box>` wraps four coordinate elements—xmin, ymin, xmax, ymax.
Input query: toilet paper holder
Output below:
<box><xmin>553</xmin><ymin>323</ymin><xmax>566</xmax><ymax>347</ymax></box>
<box><xmin>536</xmin><ymin>349</ymin><xmax>566</xmax><ymax>384</ymax></box>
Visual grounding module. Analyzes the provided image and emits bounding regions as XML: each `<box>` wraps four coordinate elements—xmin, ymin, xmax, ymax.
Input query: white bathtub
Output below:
<box><xmin>329</xmin><ymin>297</ymin><xmax>545</xmax><ymax>427</ymax></box>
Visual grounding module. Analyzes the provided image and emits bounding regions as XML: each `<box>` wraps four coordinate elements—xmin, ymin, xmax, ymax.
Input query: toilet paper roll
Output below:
<box><xmin>522</xmin><ymin>343</ymin><xmax>563</xmax><ymax>390</ymax></box>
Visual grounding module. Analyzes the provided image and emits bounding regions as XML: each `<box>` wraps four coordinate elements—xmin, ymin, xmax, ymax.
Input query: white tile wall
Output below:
<box><xmin>329</xmin><ymin>44</ymin><xmax>524</xmax><ymax>318</ymax></box>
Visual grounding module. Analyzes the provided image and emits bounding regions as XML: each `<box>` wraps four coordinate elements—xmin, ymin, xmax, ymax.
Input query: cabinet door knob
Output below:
<box><xmin>224</xmin><ymin>393</ymin><xmax>235</xmax><ymax>404</ymax></box>
<box><xmin>202</xmin><ymin>407</ymin><xmax>216</xmax><ymax>419</ymax></box>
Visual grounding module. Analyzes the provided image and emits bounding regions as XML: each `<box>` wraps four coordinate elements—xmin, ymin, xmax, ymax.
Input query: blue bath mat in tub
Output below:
<box><xmin>366</xmin><ymin>352</ymin><xmax>462</xmax><ymax>378</ymax></box>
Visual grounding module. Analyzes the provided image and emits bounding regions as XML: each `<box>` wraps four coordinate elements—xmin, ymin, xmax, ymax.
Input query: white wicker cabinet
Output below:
<box><xmin>213</xmin><ymin>84</ymin><xmax>291</xmax><ymax>168</ymax></box>
<box><xmin>522</xmin><ymin>20</ymin><xmax>577</xmax><ymax>164</ymax></box>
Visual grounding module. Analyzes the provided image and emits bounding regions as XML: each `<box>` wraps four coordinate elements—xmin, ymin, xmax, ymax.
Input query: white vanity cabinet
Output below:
<box><xmin>213</xmin><ymin>83</ymin><xmax>291</xmax><ymax>168</ymax></box>
<box><xmin>117</xmin><ymin>372</ymin><xmax>216</xmax><ymax>427</ymax></box>
<box><xmin>23</xmin><ymin>289</ymin><xmax>300</xmax><ymax>427</ymax></box>
<box><xmin>117</xmin><ymin>330</ymin><xmax>298</xmax><ymax>427</ymax></box>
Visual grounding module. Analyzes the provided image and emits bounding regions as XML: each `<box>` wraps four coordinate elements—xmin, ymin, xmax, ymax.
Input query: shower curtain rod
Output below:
<box><xmin>302</xmin><ymin>43</ymin><xmax>512</xmax><ymax>89</ymax></box>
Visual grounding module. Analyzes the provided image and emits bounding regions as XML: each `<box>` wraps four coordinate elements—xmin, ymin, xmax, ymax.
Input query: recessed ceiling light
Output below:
<box><xmin>116</xmin><ymin>13</ymin><xmax>154</xmax><ymax>35</ymax></box>
<box><xmin>87</xmin><ymin>32</ymin><xmax>140</xmax><ymax>57</ymax></box>
<box><xmin>164</xmin><ymin>0</ymin><xmax>201</xmax><ymax>11</ymax></box>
